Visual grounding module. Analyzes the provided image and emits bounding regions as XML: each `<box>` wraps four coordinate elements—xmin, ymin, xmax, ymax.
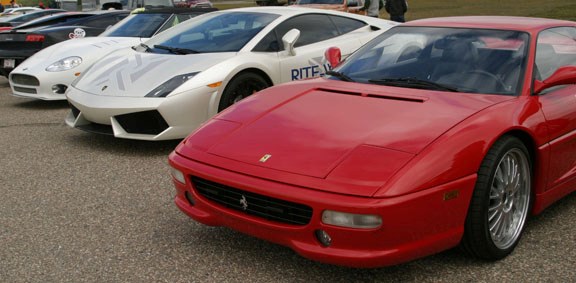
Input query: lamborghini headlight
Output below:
<box><xmin>322</xmin><ymin>210</ymin><xmax>382</xmax><ymax>229</ymax></box>
<box><xmin>145</xmin><ymin>72</ymin><xmax>199</xmax><ymax>98</ymax></box>
<box><xmin>46</xmin><ymin>56</ymin><xmax>82</xmax><ymax>72</ymax></box>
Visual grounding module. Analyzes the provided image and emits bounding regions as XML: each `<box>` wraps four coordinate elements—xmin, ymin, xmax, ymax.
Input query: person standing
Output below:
<box><xmin>362</xmin><ymin>0</ymin><xmax>381</xmax><ymax>18</ymax></box>
<box><xmin>385</xmin><ymin>0</ymin><xmax>408</xmax><ymax>22</ymax></box>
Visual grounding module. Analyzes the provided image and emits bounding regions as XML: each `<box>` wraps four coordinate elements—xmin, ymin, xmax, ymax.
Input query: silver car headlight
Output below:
<box><xmin>46</xmin><ymin>56</ymin><xmax>82</xmax><ymax>72</ymax></box>
<box><xmin>145</xmin><ymin>72</ymin><xmax>199</xmax><ymax>98</ymax></box>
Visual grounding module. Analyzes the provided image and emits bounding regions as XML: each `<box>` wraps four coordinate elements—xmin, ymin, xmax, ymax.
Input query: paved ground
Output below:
<box><xmin>0</xmin><ymin>77</ymin><xmax>574</xmax><ymax>282</ymax></box>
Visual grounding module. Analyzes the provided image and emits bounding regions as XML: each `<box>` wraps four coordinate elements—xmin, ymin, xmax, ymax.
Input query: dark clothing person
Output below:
<box><xmin>0</xmin><ymin>3</ymin><xmax>4</xmax><ymax>12</ymax></box>
<box><xmin>385</xmin><ymin>0</ymin><xmax>407</xmax><ymax>23</ymax></box>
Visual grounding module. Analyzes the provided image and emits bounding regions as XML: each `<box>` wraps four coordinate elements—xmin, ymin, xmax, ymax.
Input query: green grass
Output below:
<box><xmin>214</xmin><ymin>0</ymin><xmax>576</xmax><ymax>21</ymax></box>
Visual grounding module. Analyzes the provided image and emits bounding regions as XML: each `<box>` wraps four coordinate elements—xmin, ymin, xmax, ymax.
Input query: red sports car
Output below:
<box><xmin>168</xmin><ymin>16</ymin><xmax>576</xmax><ymax>267</ymax></box>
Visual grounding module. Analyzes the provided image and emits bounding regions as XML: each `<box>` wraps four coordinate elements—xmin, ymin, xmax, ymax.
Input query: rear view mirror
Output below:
<box><xmin>324</xmin><ymin>47</ymin><xmax>342</xmax><ymax>68</ymax></box>
<box><xmin>282</xmin><ymin>29</ymin><xmax>300</xmax><ymax>56</ymax></box>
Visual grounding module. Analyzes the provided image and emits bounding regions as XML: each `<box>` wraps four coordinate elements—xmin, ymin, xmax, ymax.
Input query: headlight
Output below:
<box><xmin>170</xmin><ymin>167</ymin><xmax>186</xmax><ymax>184</ymax></box>
<box><xmin>145</xmin><ymin>72</ymin><xmax>199</xmax><ymax>98</ymax></box>
<box><xmin>46</xmin><ymin>56</ymin><xmax>82</xmax><ymax>72</ymax></box>
<box><xmin>322</xmin><ymin>210</ymin><xmax>382</xmax><ymax>229</ymax></box>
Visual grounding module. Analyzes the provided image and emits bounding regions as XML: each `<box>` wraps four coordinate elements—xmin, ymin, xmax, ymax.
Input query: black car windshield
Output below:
<box><xmin>142</xmin><ymin>11</ymin><xmax>279</xmax><ymax>54</ymax></box>
<box><xmin>333</xmin><ymin>26</ymin><xmax>530</xmax><ymax>95</ymax></box>
<box><xmin>100</xmin><ymin>13</ymin><xmax>173</xmax><ymax>38</ymax></box>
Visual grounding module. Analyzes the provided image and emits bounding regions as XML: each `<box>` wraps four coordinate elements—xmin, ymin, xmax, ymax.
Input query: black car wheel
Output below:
<box><xmin>218</xmin><ymin>72</ymin><xmax>270</xmax><ymax>112</ymax></box>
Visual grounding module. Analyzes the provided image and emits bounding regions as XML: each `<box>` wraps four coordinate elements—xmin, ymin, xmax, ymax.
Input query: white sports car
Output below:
<box><xmin>65</xmin><ymin>7</ymin><xmax>396</xmax><ymax>141</ymax></box>
<box><xmin>8</xmin><ymin>8</ymin><xmax>214</xmax><ymax>101</ymax></box>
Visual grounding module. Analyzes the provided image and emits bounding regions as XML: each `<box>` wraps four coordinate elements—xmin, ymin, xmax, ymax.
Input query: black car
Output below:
<box><xmin>0</xmin><ymin>10</ymin><xmax>129</xmax><ymax>77</ymax></box>
<box><xmin>0</xmin><ymin>9</ymin><xmax>66</xmax><ymax>31</ymax></box>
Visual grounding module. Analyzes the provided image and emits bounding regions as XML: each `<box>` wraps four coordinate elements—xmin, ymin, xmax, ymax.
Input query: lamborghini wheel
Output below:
<box><xmin>218</xmin><ymin>72</ymin><xmax>270</xmax><ymax>112</ymax></box>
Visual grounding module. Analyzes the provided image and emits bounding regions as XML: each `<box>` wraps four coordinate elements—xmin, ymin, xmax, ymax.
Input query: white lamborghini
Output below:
<box><xmin>65</xmin><ymin>7</ymin><xmax>396</xmax><ymax>140</ymax></box>
<box><xmin>8</xmin><ymin>8</ymin><xmax>213</xmax><ymax>100</ymax></box>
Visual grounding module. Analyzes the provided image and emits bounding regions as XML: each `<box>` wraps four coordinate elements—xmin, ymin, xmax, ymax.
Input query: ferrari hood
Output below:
<box><xmin>192</xmin><ymin>80</ymin><xmax>514</xmax><ymax>181</ymax></box>
<box><xmin>73</xmin><ymin>48</ymin><xmax>236</xmax><ymax>97</ymax></box>
<box><xmin>16</xmin><ymin>37</ymin><xmax>142</xmax><ymax>72</ymax></box>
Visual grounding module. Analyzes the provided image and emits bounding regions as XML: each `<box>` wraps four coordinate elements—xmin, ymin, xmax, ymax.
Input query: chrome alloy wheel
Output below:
<box><xmin>488</xmin><ymin>148</ymin><xmax>531</xmax><ymax>250</ymax></box>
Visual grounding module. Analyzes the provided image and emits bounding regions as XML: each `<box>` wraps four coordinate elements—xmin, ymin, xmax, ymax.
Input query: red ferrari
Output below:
<box><xmin>168</xmin><ymin>16</ymin><xmax>576</xmax><ymax>267</ymax></box>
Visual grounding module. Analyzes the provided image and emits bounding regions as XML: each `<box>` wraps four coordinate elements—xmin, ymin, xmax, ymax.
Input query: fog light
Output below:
<box><xmin>322</xmin><ymin>210</ymin><xmax>382</xmax><ymax>229</ymax></box>
<box><xmin>170</xmin><ymin>167</ymin><xmax>186</xmax><ymax>184</ymax></box>
<box><xmin>51</xmin><ymin>84</ymin><xmax>67</xmax><ymax>94</ymax></box>
<box><xmin>315</xmin><ymin>229</ymin><xmax>332</xmax><ymax>247</ymax></box>
<box><xmin>184</xmin><ymin>191</ymin><xmax>195</xmax><ymax>206</ymax></box>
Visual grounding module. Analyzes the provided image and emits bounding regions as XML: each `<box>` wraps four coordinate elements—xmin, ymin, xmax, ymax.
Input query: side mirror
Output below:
<box><xmin>324</xmin><ymin>47</ymin><xmax>341</xmax><ymax>68</ymax></box>
<box><xmin>282</xmin><ymin>29</ymin><xmax>300</xmax><ymax>56</ymax></box>
<box><xmin>534</xmin><ymin>65</ymin><xmax>576</xmax><ymax>94</ymax></box>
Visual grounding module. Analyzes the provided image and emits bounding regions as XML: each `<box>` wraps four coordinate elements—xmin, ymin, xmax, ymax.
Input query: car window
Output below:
<box><xmin>9</xmin><ymin>11</ymin><xmax>51</xmax><ymax>22</ymax></box>
<box><xmin>101</xmin><ymin>13</ymin><xmax>171</xmax><ymax>37</ymax></box>
<box><xmin>145</xmin><ymin>12</ymin><xmax>279</xmax><ymax>53</ymax></box>
<box><xmin>273</xmin><ymin>14</ymin><xmax>339</xmax><ymax>48</ymax></box>
<box><xmin>15</xmin><ymin>14</ymin><xmax>90</xmax><ymax>29</ymax></box>
<box><xmin>83</xmin><ymin>14</ymin><xmax>127</xmax><ymax>29</ymax></box>
<box><xmin>252</xmin><ymin>29</ymin><xmax>280</xmax><ymax>52</ymax></box>
<box><xmin>155</xmin><ymin>14</ymin><xmax>195</xmax><ymax>34</ymax></box>
<box><xmin>535</xmin><ymin>27</ymin><xmax>576</xmax><ymax>81</ymax></box>
<box><xmin>329</xmin><ymin>15</ymin><xmax>366</xmax><ymax>34</ymax></box>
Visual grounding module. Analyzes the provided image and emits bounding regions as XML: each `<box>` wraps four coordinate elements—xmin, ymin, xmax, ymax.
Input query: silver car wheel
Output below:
<box><xmin>488</xmin><ymin>148</ymin><xmax>531</xmax><ymax>250</ymax></box>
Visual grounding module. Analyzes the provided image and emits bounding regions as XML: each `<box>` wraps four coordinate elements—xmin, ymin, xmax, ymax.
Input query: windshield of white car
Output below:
<box><xmin>100</xmin><ymin>13</ymin><xmax>173</xmax><ymax>38</ymax></box>
<box><xmin>332</xmin><ymin>26</ymin><xmax>530</xmax><ymax>96</ymax></box>
<box><xmin>144</xmin><ymin>11</ymin><xmax>279</xmax><ymax>54</ymax></box>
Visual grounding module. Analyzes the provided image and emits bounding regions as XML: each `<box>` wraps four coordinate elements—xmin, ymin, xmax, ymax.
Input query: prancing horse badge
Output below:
<box><xmin>259</xmin><ymin>154</ymin><xmax>272</xmax><ymax>163</ymax></box>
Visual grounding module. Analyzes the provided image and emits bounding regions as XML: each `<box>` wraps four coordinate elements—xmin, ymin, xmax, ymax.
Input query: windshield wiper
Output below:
<box><xmin>326</xmin><ymin>70</ymin><xmax>355</xmax><ymax>82</ymax></box>
<box><xmin>154</xmin><ymin>45</ymin><xmax>200</xmax><ymax>55</ymax></box>
<box><xmin>368</xmin><ymin>77</ymin><xmax>459</xmax><ymax>92</ymax></box>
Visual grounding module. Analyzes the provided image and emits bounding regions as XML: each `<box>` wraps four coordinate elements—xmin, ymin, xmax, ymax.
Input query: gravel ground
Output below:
<box><xmin>0</xmin><ymin>77</ymin><xmax>574</xmax><ymax>282</ymax></box>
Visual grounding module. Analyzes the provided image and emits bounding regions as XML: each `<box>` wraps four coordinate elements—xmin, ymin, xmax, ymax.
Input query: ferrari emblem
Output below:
<box><xmin>240</xmin><ymin>195</ymin><xmax>248</xmax><ymax>211</ymax></box>
<box><xmin>259</xmin><ymin>154</ymin><xmax>272</xmax><ymax>163</ymax></box>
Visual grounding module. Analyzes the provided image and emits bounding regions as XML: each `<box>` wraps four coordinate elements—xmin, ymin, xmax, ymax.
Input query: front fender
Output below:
<box><xmin>375</xmin><ymin>96</ymin><xmax>547</xmax><ymax>198</ymax></box>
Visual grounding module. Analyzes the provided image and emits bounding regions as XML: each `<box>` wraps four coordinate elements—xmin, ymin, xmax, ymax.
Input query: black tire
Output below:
<box><xmin>461</xmin><ymin>135</ymin><xmax>532</xmax><ymax>260</ymax></box>
<box><xmin>218</xmin><ymin>72</ymin><xmax>270</xmax><ymax>112</ymax></box>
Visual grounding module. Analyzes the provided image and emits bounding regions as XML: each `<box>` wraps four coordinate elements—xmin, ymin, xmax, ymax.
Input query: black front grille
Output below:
<box><xmin>11</xmin><ymin>74</ymin><xmax>39</xmax><ymax>86</ymax></box>
<box><xmin>13</xmin><ymin>86</ymin><xmax>36</xmax><ymax>94</ymax></box>
<box><xmin>114</xmin><ymin>110</ymin><xmax>168</xmax><ymax>135</ymax></box>
<box><xmin>192</xmin><ymin>177</ymin><xmax>313</xmax><ymax>226</ymax></box>
<box><xmin>69</xmin><ymin>104</ymin><xmax>80</xmax><ymax>119</ymax></box>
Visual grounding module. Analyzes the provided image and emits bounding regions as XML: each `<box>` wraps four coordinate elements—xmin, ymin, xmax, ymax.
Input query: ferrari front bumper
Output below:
<box><xmin>169</xmin><ymin>151</ymin><xmax>477</xmax><ymax>268</ymax></box>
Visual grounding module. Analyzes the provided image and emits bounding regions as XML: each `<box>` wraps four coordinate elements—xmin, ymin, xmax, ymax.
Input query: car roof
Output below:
<box><xmin>1</xmin><ymin>8</ymin><xmax>66</xmax><ymax>22</ymax></box>
<box><xmin>11</xmin><ymin>10</ymin><xmax>129</xmax><ymax>30</ymax></box>
<box><xmin>220</xmin><ymin>6</ymin><xmax>364</xmax><ymax>17</ymax></box>
<box><xmin>210</xmin><ymin>6</ymin><xmax>393</xmax><ymax>27</ymax></box>
<box><xmin>403</xmin><ymin>16</ymin><xmax>576</xmax><ymax>32</ymax></box>
<box><xmin>135</xmin><ymin>7</ymin><xmax>218</xmax><ymax>14</ymax></box>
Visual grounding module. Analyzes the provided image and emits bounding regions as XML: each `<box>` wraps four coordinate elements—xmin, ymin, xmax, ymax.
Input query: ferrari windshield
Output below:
<box><xmin>142</xmin><ymin>11</ymin><xmax>279</xmax><ymax>54</ymax></box>
<box><xmin>100</xmin><ymin>13</ymin><xmax>174</xmax><ymax>38</ymax></box>
<box><xmin>334</xmin><ymin>26</ymin><xmax>529</xmax><ymax>95</ymax></box>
